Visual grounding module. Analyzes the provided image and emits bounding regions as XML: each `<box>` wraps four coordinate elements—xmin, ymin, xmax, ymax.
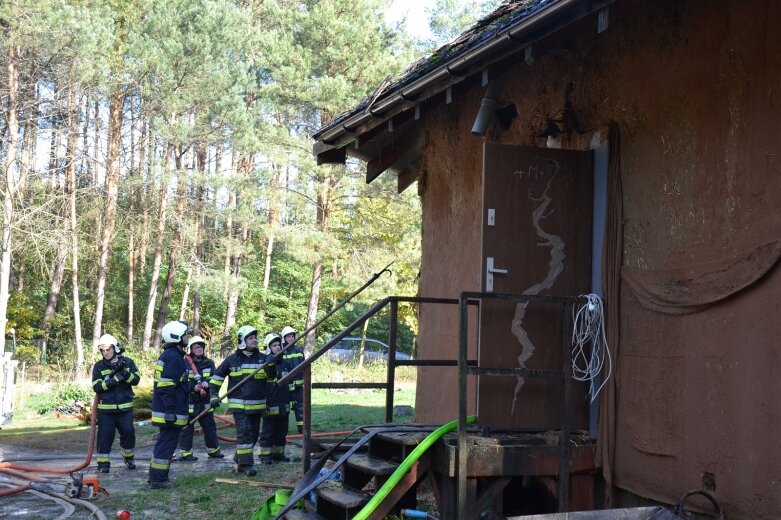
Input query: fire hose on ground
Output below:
<box><xmin>0</xmin><ymin>393</ymin><xmax>108</xmax><ymax>519</ymax></box>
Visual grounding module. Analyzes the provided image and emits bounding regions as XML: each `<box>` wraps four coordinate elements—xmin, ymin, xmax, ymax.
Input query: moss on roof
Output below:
<box><xmin>319</xmin><ymin>0</ymin><xmax>551</xmax><ymax>136</ymax></box>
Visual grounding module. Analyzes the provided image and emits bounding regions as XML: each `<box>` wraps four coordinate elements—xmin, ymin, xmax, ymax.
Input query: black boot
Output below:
<box><xmin>97</xmin><ymin>463</ymin><xmax>110</xmax><ymax>473</ymax></box>
<box><xmin>271</xmin><ymin>453</ymin><xmax>290</xmax><ymax>462</ymax></box>
<box><xmin>124</xmin><ymin>457</ymin><xmax>136</xmax><ymax>470</ymax></box>
<box><xmin>208</xmin><ymin>450</ymin><xmax>225</xmax><ymax>459</ymax></box>
<box><xmin>259</xmin><ymin>455</ymin><xmax>273</xmax><ymax>465</ymax></box>
<box><xmin>237</xmin><ymin>465</ymin><xmax>257</xmax><ymax>476</ymax></box>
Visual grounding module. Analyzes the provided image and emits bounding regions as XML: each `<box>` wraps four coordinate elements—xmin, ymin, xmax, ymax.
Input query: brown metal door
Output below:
<box><xmin>479</xmin><ymin>143</ymin><xmax>593</xmax><ymax>430</ymax></box>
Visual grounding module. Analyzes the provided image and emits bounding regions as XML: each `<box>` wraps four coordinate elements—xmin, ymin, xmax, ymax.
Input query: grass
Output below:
<box><xmin>1</xmin><ymin>363</ymin><xmax>419</xmax><ymax>519</ymax></box>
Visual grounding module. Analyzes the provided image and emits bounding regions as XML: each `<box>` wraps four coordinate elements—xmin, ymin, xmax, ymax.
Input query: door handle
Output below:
<box><xmin>486</xmin><ymin>257</ymin><xmax>508</xmax><ymax>292</ymax></box>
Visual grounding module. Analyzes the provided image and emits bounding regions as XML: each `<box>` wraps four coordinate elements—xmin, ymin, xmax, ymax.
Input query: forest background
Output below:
<box><xmin>0</xmin><ymin>0</ymin><xmax>494</xmax><ymax>378</ymax></box>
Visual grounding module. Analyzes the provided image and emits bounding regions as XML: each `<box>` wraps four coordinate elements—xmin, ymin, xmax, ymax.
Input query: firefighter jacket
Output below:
<box><xmin>265</xmin><ymin>351</ymin><xmax>293</xmax><ymax>416</ymax></box>
<box><xmin>185</xmin><ymin>354</ymin><xmax>216</xmax><ymax>414</ymax></box>
<box><xmin>209</xmin><ymin>348</ymin><xmax>276</xmax><ymax>415</ymax></box>
<box><xmin>283</xmin><ymin>343</ymin><xmax>305</xmax><ymax>394</ymax></box>
<box><xmin>91</xmin><ymin>356</ymin><xmax>140</xmax><ymax>413</ymax></box>
<box><xmin>151</xmin><ymin>344</ymin><xmax>189</xmax><ymax>427</ymax></box>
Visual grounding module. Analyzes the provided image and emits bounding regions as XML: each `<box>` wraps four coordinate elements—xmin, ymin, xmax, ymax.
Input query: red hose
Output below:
<box><xmin>0</xmin><ymin>394</ymin><xmax>98</xmax><ymax>475</ymax></box>
<box><xmin>0</xmin><ymin>484</ymin><xmax>30</xmax><ymax>496</ymax></box>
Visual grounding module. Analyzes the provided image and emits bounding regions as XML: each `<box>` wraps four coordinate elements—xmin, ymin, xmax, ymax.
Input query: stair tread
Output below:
<box><xmin>316</xmin><ymin>480</ymin><xmax>372</xmax><ymax>508</ymax></box>
<box><xmin>344</xmin><ymin>452</ymin><xmax>399</xmax><ymax>476</ymax></box>
<box><xmin>283</xmin><ymin>510</ymin><xmax>327</xmax><ymax>520</ymax></box>
<box><xmin>372</xmin><ymin>430</ymin><xmax>429</xmax><ymax>445</ymax></box>
<box><xmin>318</xmin><ymin>441</ymin><xmax>366</xmax><ymax>452</ymax></box>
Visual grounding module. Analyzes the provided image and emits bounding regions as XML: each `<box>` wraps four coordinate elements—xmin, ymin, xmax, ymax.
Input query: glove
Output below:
<box><xmin>264</xmin><ymin>363</ymin><xmax>277</xmax><ymax>379</ymax></box>
<box><xmin>104</xmin><ymin>375</ymin><xmax>118</xmax><ymax>388</ymax></box>
<box><xmin>113</xmin><ymin>371</ymin><xmax>126</xmax><ymax>382</ymax></box>
<box><xmin>164</xmin><ymin>413</ymin><xmax>176</xmax><ymax>425</ymax></box>
<box><xmin>193</xmin><ymin>382</ymin><xmax>208</xmax><ymax>397</ymax></box>
<box><xmin>209</xmin><ymin>396</ymin><xmax>220</xmax><ymax>409</ymax></box>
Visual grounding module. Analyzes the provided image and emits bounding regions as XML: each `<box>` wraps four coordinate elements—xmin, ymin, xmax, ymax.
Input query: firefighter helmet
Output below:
<box><xmin>264</xmin><ymin>333</ymin><xmax>282</xmax><ymax>349</ymax></box>
<box><xmin>162</xmin><ymin>320</ymin><xmax>190</xmax><ymax>345</ymax></box>
<box><xmin>280</xmin><ymin>326</ymin><xmax>296</xmax><ymax>337</ymax></box>
<box><xmin>186</xmin><ymin>335</ymin><xmax>207</xmax><ymax>355</ymax></box>
<box><xmin>237</xmin><ymin>325</ymin><xmax>258</xmax><ymax>350</ymax></box>
<box><xmin>98</xmin><ymin>334</ymin><xmax>123</xmax><ymax>354</ymax></box>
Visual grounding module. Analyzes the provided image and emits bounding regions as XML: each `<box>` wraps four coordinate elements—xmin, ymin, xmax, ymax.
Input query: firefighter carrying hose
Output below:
<box><xmin>177</xmin><ymin>335</ymin><xmax>224</xmax><ymax>461</ymax></box>
<box><xmin>91</xmin><ymin>333</ymin><xmax>141</xmax><ymax>473</ymax></box>
<box><xmin>281</xmin><ymin>325</ymin><xmax>305</xmax><ymax>434</ymax></box>
<box><xmin>259</xmin><ymin>333</ymin><xmax>291</xmax><ymax>464</ymax></box>
<box><xmin>148</xmin><ymin>320</ymin><xmax>191</xmax><ymax>489</ymax></box>
<box><xmin>209</xmin><ymin>325</ymin><xmax>276</xmax><ymax>476</ymax></box>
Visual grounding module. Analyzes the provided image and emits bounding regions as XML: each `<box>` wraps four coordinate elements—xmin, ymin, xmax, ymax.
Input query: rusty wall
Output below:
<box><xmin>415</xmin><ymin>88</ymin><xmax>484</xmax><ymax>423</ymax></box>
<box><xmin>414</xmin><ymin>0</ymin><xmax>781</xmax><ymax>517</ymax></box>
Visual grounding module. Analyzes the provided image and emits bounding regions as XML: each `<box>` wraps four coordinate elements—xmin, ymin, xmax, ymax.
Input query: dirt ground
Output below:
<box><xmin>0</xmin><ymin>422</ymin><xmax>305</xmax><ymax>519</ymax></box>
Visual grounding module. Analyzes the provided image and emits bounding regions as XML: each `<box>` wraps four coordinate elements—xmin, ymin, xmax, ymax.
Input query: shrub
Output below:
<box><xmin>22</xmin><ymin>382</ymin><xmax>93</xmax><ymax>415</ymax></box>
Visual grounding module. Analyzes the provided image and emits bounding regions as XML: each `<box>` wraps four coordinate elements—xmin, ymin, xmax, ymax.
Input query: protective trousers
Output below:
<box><xmin>233</xmin><ymin>410</ymin><xmax>261</xmax><ymax>468</ymax></box>
<box><xmin>178</xmin><ymin>403</ymin><xmax>220</xmax><ymax>458</ymax></box>
<box><xmin>149</xmin><ymin>425</ymin><xmax>181</xmax><ymax>483</ymax></box>
<box><xmin>96</xmin><ymin>410</ymin><xmax>135</xmax><ymax>467</ymax></box>
<box><xmin>291</xmin><ymin>387</ymin><xmax>304</xmax><ymax>433</ymax></box>
<box><xmin>260</xmin><ymin>413</ymin><xmax>289</xmax><ymax>460</ymax></box>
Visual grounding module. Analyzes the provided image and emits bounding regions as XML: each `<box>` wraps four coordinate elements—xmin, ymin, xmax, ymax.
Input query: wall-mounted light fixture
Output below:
<box><xmin>537</xmin><ymin>118</ymin><xmax>564</xmax><ymax>148</ymax></box>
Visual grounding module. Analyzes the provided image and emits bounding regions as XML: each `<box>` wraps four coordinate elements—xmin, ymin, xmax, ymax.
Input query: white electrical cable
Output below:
<box><xmin>571</xmin><ymin>294</ymin><xmax>612</xmax><ymax>403</ymax></box>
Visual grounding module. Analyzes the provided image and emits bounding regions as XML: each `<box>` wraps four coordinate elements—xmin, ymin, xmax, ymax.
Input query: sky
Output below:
<box><xmin>385</xmin><ymin>0</ymin><xmax>436</xmax><ymax>40</ymax></box>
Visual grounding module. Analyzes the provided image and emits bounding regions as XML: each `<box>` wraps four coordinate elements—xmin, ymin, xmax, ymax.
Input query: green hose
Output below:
<box><xmin>352</xmin><ymin>415</ymin><xmax>477</xmax><ymax>520</ymax></box>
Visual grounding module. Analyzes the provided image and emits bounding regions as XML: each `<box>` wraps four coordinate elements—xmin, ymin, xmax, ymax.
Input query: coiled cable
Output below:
<box><xmin>571</xmin><ymin>294</ymin><xmax>612</xmax><ymax>402</ymax></box>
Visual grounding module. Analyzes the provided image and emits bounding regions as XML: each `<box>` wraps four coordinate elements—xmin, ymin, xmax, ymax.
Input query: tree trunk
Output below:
<box><xmin>65</xmin><ymin>81</ymin><xmax>84</xmax><ymax>374</ymax></box>
<box><xmin>304</xmin><ymin>261</ymin><xmax>323</xmax><ymax>358</ymax></box>
<box><xmin>127</xmin><ymin>98</ymin><xmax>140</xmax><ymax>341</ymax></box>
<box><xmin>92</xmin><ymin>89</ymin><xmax>125</xmax><ymax>353</ymax></box>
<box><xmin>141</xmin><ymin>142</ymin><xmax>172</xmax><ymax>351</ymax></box>
<box><xmin>303</xmin><ymin>172</ymin><xmax>335</xmax><ymax>357</ymax></box>
<box><xmin>0</xmin><ymin>46</ymin><xmax>20</xmax><ymax>356</ymax></box>
<box><xmin>90</xmin><ymin>99</ymin><xmax>100</xmax><ymax>188</ymax></box>
<box><xmin>139</xmin><ymin>124</ymin><xmax>155</xmax><ymax>275</ymax></box>
<box><xmin>179</xmin><ymin>269</ymin><xmax>191</xmax><ymax>322</ymax></box>
<box><xmin>192</xmin><ymin>144</ymin><xmax>207</xmax><ymax>333</ymax></box>
<box><xmin>153</xmin><ymin>146</ymin><xmax>186</xmax><ymax>346</ymax></box>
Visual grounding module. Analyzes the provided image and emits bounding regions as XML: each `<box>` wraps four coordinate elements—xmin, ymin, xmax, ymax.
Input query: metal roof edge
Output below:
<box><xmin>314</xmin><ymin>0</ymin><xmax>614</xmax><ymax>148</ymax></box>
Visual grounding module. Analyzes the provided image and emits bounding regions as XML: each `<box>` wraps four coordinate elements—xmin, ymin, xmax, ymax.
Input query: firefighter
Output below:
<box><xmin>209</xmin><ymin>325</ymin><xmax>275</xmax><ymax>476</ymax></box>
<box><xmin>177</xmin><ymin>335</ymin><xmax>224</xmax><ymax>461</ymax></box>
<box><xmin>281</xmin><ymin>325</ymin><xmax>305</xmax><ymax>433</ymax></box>
<box><xmin>91</xmin><ymin>334</ymin><xmax>140</xmax><ymax>473</ymax></box>
<box><xmin>259</xmin><ymin>333</ymin><xmax>291</xmax><ymax>464</ymax></box>
<box><xmin>148</xmin><ymin>320</ymin><xmax>191</xmax><ymax>489</ymax></box>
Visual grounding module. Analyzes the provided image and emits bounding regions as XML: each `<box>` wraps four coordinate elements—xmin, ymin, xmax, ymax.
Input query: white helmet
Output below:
<box><xmin>236</xmin><ymin>325</ymin><xmax>258</xmax><ymax>350</ymax></box>
<box><xmin>264</xmin><ymin>333</ymin><xmax>282</xmax><ymax>349</ymax></box>
<box><xmin>281</xmin><ymin>326</ymin><xmax>296</xmax><ymax>337</ymax></box>
<box><xmin>98</xmin><ymin>334</ymin><xmax>122</xmax><ymax>354</ymax></box>
<box><xmin>162</xmin><ymin>320</ymin><xmax>190</xmax><ymax>345</ymax></box>
<box><xmin>186</xmin><ymin>335</ymin><xmax>207</xmax><ymax>355</ymax></box>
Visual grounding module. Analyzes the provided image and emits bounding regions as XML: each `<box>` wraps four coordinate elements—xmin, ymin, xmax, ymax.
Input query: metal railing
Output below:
<box><xmin>277</xmin><ymin>295</ymin><xmax>479</xmax><ymax>470</ymax></box>
<box><xmin>456</xmin><ymin>291</ymin><xmax>587</xmax><ymax>518</ymax></box>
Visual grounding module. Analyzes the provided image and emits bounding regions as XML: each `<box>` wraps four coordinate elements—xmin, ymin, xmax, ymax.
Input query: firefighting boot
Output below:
<box><xmin>271</xmin><ymin>453</ymin><xmax>290</xmax><ymax>462</ymax></box>
<box><xmin>124</xmin><ymin>457</ymin><xmax>136</xmax><ymax>470</ymax></box>
<box><xmin>259</xmin><ymin>455</ymin><xmax>273</xmax><ymax>465</ymax></box>
<box><xmin>237</xmin><ymin>465</ymin><xmax>257</xmax><ymax>476</ymax></box>
<box><xmin>97</xmin><ymin>462</ymin><xmax>110</xmax><ymax>474</ymax></box>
